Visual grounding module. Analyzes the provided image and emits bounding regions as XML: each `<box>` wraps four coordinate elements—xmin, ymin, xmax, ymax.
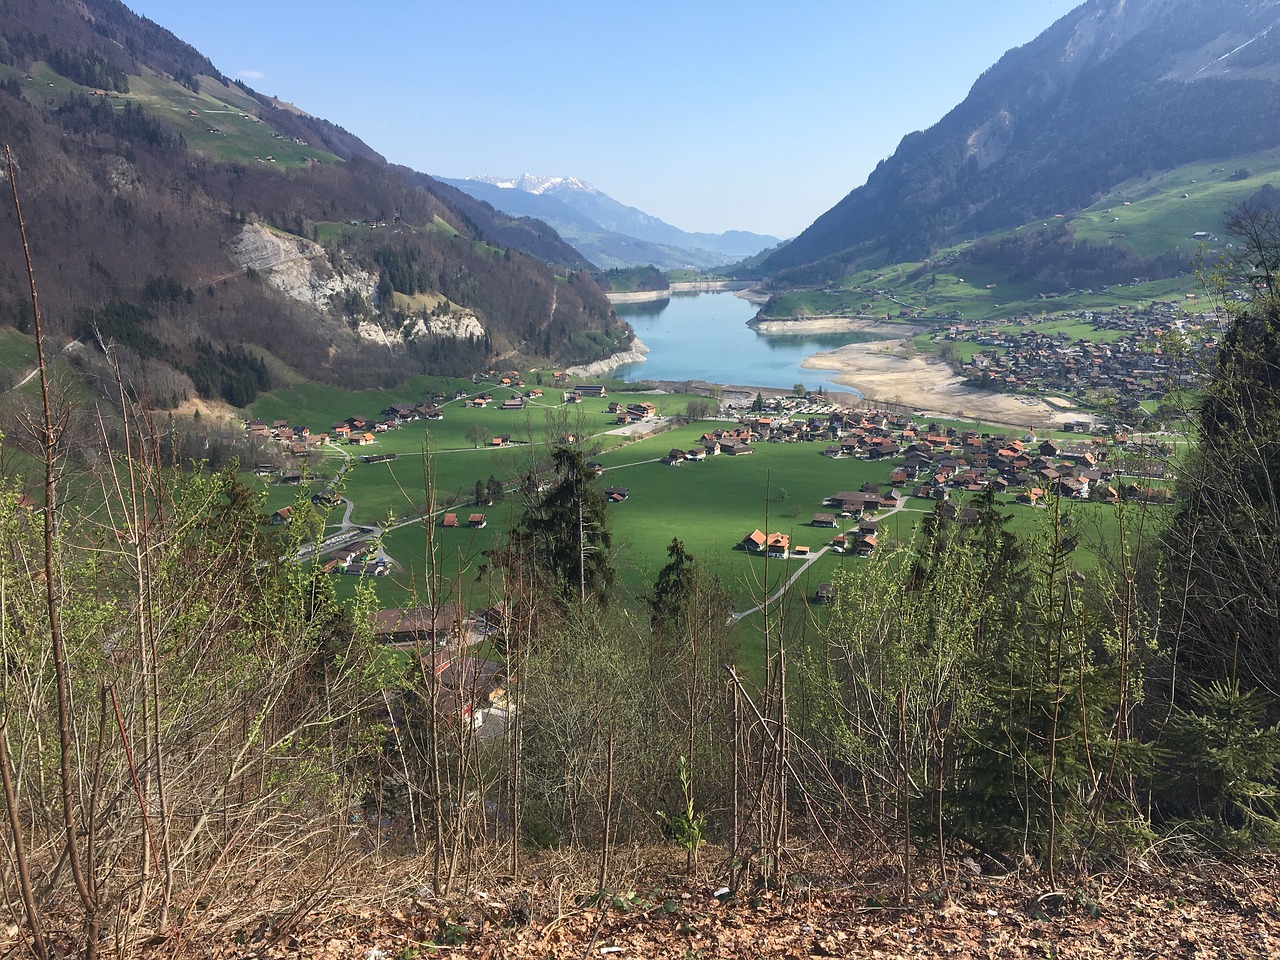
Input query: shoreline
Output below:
<box><xmin>562</xmin><ymin>337</ymin><xmax>650</xmax><ymax>377</ymax></box>
<box><xmin>749</xmin><ymin>315</ymin><xmax>930</xmax><ymax>337</ymax></box>
<box><xmin>605</xmin><ymin>280</ymin><xmax>755</xmax><ymax>304</ymax></box>
<box><xmin>801</xmin><ymin>338</ymin><xmax>1069</xmax><ymax>427</ymax></box>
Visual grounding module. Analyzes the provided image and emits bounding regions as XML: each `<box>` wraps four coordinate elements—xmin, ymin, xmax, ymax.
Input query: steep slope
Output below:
<box><xmin>762</xmin><ymin>0</ymin><xmax>1280</xmax><ymax>281</ymax></box>
<box><xmin>439</xmin><ymin>175</ymin><xmax>781</xmax><ymax>270</ymax></box>
<box><xmin>0</xmin><ymin>0</ymin><xmax>623</xmax><ymax>407</ymax></box>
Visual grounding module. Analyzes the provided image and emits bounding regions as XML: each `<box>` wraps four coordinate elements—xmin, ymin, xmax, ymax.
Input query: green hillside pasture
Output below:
<box><xmin>1071</xmin><ymin>150</ymin><xmax>1280</xmax><ymax>257</ymax></box>
<box><xmin>0</xmin><ymin>329</ymin><xmax>36</xmax><ymax>373</ymax></box>
<box><xmin>123</xmin><ymin>70</ymin><xmax>339</xmax><ymax>168</ymax></box>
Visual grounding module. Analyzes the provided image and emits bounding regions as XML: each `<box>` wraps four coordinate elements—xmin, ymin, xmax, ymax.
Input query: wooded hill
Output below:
<box><xmin>760</xmin><ymin>0</ymin><xmax>1280</xmax><ymax>284</ymax></box>
<box><xmin>0</xmin><ymin>0</ymin><xmax>628</xmax><ymax>408</ymax></box>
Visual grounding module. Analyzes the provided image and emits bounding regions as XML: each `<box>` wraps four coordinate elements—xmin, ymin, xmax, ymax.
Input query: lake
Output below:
<box><xmin>611</xmin><ymin>291</ymin><xmax>880</xmax><ymax>396</ymax></box>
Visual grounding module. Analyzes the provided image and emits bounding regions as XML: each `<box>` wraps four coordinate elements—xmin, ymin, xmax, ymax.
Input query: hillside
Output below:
<box><xmin>0</xmin><ymin>0</ymin><xmax>626</xmax><ymax>408</ymax></box>
<box><xmin>761</xmin><ymin>0</ymin><xmax>1280</xmax><ymax>283</ymax></box>
<box><xmin>438</xmin><ymin>174</ymin><xmax>781</xmax><ymax>271</ymax></box>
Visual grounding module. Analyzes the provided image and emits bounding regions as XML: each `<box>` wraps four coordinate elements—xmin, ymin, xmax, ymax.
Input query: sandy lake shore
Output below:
<box><xmin>803</xmin><ymin>339</ymin><xmax>1069</xmax><ymax>427</ymax></box>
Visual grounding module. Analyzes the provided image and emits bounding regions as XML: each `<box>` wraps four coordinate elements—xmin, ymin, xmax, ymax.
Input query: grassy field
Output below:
<box><xmin>11</xmin><ymin>63</ymin><xmax>340</xmax><ymax>169</ymax></box>
<box><xmin>0</xmin><ymin>329</ymin><xmax>36</xmax><ymax>373</ymax></box>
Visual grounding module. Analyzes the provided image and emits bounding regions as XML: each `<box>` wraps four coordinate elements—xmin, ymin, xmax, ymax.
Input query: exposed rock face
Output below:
<box><xmin>230</xmin><ymin>223</ymin><xmax>485</xmax><ymax>345</ymax></box>
<box><xmin>228</xmin><ymin>223</ymin><xmax>377</xmax><ymax>313</ymax></box>
<box><xmin>563</xmin><ymin>338</ymin><xmax>649</xmax><ymax>377</ymax></box>
<box><xmin>402</xmin><ymin>313</ymin><xmax>486</xmax><ymax>340</ymax></box>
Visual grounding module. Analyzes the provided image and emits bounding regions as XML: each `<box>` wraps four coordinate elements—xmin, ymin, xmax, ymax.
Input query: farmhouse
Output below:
<box><xmin>766</xmin><ymin>533</ymin><xmax>791</xmax><ymax>559</ymax></box>
<box><xmin>603</xmin><ymin>487</ymin><xmax>629</xmax><ymax>503</ymax></box>
<box><xmin>370</xmin><ymin>604</ymin><xmax>471</xmax><ymax>648</ymax></box>
<box><xmin>428</xmin><ymin>656</ymin><xmax>512</xmax><ymax>728</ymax></box>
<box><xmin>574</xmin><ymin>384</ymin><xmax>607</xmax><ymax>398</ymax></box>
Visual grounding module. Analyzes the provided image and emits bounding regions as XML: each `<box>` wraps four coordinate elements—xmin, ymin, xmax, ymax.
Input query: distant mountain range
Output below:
<box><xmin>762</xmin><ymin>0</ymin><xmax>1280</xmax><ymax>282</ymax></box>
<box><xmin>437</xmin><ymin>174</ymin><xmax>781</xmax><ymax>271</ymax></box>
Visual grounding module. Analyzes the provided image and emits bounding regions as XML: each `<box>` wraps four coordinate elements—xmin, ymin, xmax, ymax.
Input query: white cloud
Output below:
<box><xmin>236</xmin><ymin>70</ymin><xmax>265</xmax><ymax>81</ymax></box>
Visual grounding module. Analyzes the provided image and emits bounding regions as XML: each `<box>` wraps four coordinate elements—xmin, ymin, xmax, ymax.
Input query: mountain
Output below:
<box><xmin>0</xmin><ymin>0</ymin><xmax>628</xmax><ymax>408</ymax></box>
<box><xmin>761</xmin><ymin>0</ymin><xmax>1280</xmax><ymax>282</ymax></box>
<box><xmin>438</xmin><ymin>174</ymin><xmax>781</xmax><ymax>271</ymax></box>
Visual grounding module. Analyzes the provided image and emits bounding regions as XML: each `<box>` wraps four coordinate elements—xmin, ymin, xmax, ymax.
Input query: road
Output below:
<box><xmin>728</xmin><ymin>496</ymin><xmax>912</xmax><ymax>622</ymax></box>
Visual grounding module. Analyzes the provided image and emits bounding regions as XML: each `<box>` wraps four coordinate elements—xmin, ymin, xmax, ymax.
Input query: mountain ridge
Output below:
<box><xmin>0</xmin><ymin>0</ymin><xmax>629</xmax><ymax>408</ymax></box>
<box><xmin>440</xmin><ymin>173</ymin><xmax>781</xmax><ymax>271</ymax></box>
<box><xmin>761</xmin><ymin>0</ymin><xmax>1280</xmax><ymax>282</ymax></box>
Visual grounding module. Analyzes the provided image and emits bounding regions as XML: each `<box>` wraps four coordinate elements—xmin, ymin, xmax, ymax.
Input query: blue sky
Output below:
<box><xmin>124</xmin><ymin>1</ymin><xmax>1087</xmax><ymax>238</ymax></box>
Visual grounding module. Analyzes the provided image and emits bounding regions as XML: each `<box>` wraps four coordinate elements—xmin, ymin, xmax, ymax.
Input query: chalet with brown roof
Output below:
<box><xmin>468</xmin><ymin>513</ymin><xmax>487</xmax><ymax>528</ymax></box>
<box><xmin>812</xmin><ymin>512</ymin><xmax>838</xmax><ymax>527</ymax></box>
<box><xmin>442</xmin><ymin>513</ymin><xmax>458</xmax><ymax>527</ymax></box>
<box><xmin>766</xmin><ymin>533</ymin><xmax>791</xmax><ymax>558</ymax></box>
<box><xmin>604</xmin><ymin>487</ymin><xmax>629</xmax><ymax>503</ymax></box>
<box><xmin>371</xmin><ymin>605</ymin><xmax>470</xmax><ymax>647</ymax></box>
<box><xmin>428</xmin><ymin>656</ymin><xmax>511</xmax><ymax>728</ymax></box>
<box><xmin>742</xmin><ymin>529</ymin><xmax>766</xmax><ymax>552</ymax></box>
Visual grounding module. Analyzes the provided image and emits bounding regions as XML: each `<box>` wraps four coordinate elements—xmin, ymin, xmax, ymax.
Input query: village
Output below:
<box><xmin>231</xmin><ymin>361</ymin><xmax>1179</xmax><ymax>729</ymax></box>
<box><xmin>947</xmin><ymin>300</ymin><xmax>1222</xmax><ymax>417</ymax></box>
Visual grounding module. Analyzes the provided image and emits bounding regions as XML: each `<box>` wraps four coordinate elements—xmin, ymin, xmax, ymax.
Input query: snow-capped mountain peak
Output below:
<box><xmin>471</xmin><ymin>174</ymin><xmax>600</xmax><ymax>196</ymax></box>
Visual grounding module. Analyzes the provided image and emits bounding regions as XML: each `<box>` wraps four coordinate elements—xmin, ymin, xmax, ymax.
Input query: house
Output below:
<box><xmin>766</xmin><ymin>533</ymin><xmax>790</xmax><ymax>559</ymax></box>
<box><xmin>663</xmin><ymin>448</ymin><xmax>686</xmax><ymax>465</ymax></box>
<box><xmin>383</xmin><ymin>403</ymin><xmax>419</xmax><ymax>421</ymax></box>
<box><xmin>349</xmin><ymin>432</ymin><xmax>377</xmax><ymax>446</ymax></box>
<box><xmin>429</xmin><ymin>656</ymin><xmax>511</xmax><ymax>728</ymax></box>
<box><xmin>856</xmin><ymin>534</ymin><xmax>877</xmax><ymax>557</ymax></box>
<box><xmin>830</xmin><ymin>534</ymin><xmax>848</xmax><ymax>553</ymax></box>
<box><xmin>468</xmin><ymin>513</ymin><xmax>487</xmax><ymax>528</ymax></box>
<box><xmin>814</xmin><ymin>583</ymin><xmax>836</xmax><ymax>604</ymax></box>
<box><xmin>604</xmin><ymin>487</ymin><xmax>629</xmax><ymax>503</ymax></box>
<box><xmin>370</xmin><ymin>605</ymin><xmax>471</xmax><ymax>648</ymax></box>
<box><xmin>501</xmin><ymin>397</ymin><xmax>526</xmax><ymax>411</ymax></box>
<box><xmin>490</xmin><ymin>434</ymin><xmax>511</xmax><ymax>447</ymax></box>
<box><xmin>330</xmin><ymin>541</ymin><xmax>372</xmax><ymax>569</ymax></box>
<box><xmin>574</xmin><ymin>384</ymin><xmax>607</xmax><ymax>398</ymax></box>
<box><xmin>742</xmin><ymin>529</ymin><xmax>767</xmax><ymax>552</ymax></box>
<box><xmin>812</xmin><ymin>512</ymin><xmax>838</xmax><ymax>527</ymax></box>
<box><xmin>312</xmin><ymin>487</ymin><xmax>340</xmax><ymax>508</ymax></box>
<box><xmin>270</xmin><ymin>506</ymin><xmax>293</xmax><ymax>525</ymax></box>
<box><xmin>442</xmin><ymin>513</ymin><xmax>458</xmax><ymax>527</ymax></box>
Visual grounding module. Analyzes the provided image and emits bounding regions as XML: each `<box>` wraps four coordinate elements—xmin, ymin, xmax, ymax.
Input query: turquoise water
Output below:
<box><xmin>612</xmin><ymin>291</ymin><xmax>874</xmax><ymax>395</ymax></box>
